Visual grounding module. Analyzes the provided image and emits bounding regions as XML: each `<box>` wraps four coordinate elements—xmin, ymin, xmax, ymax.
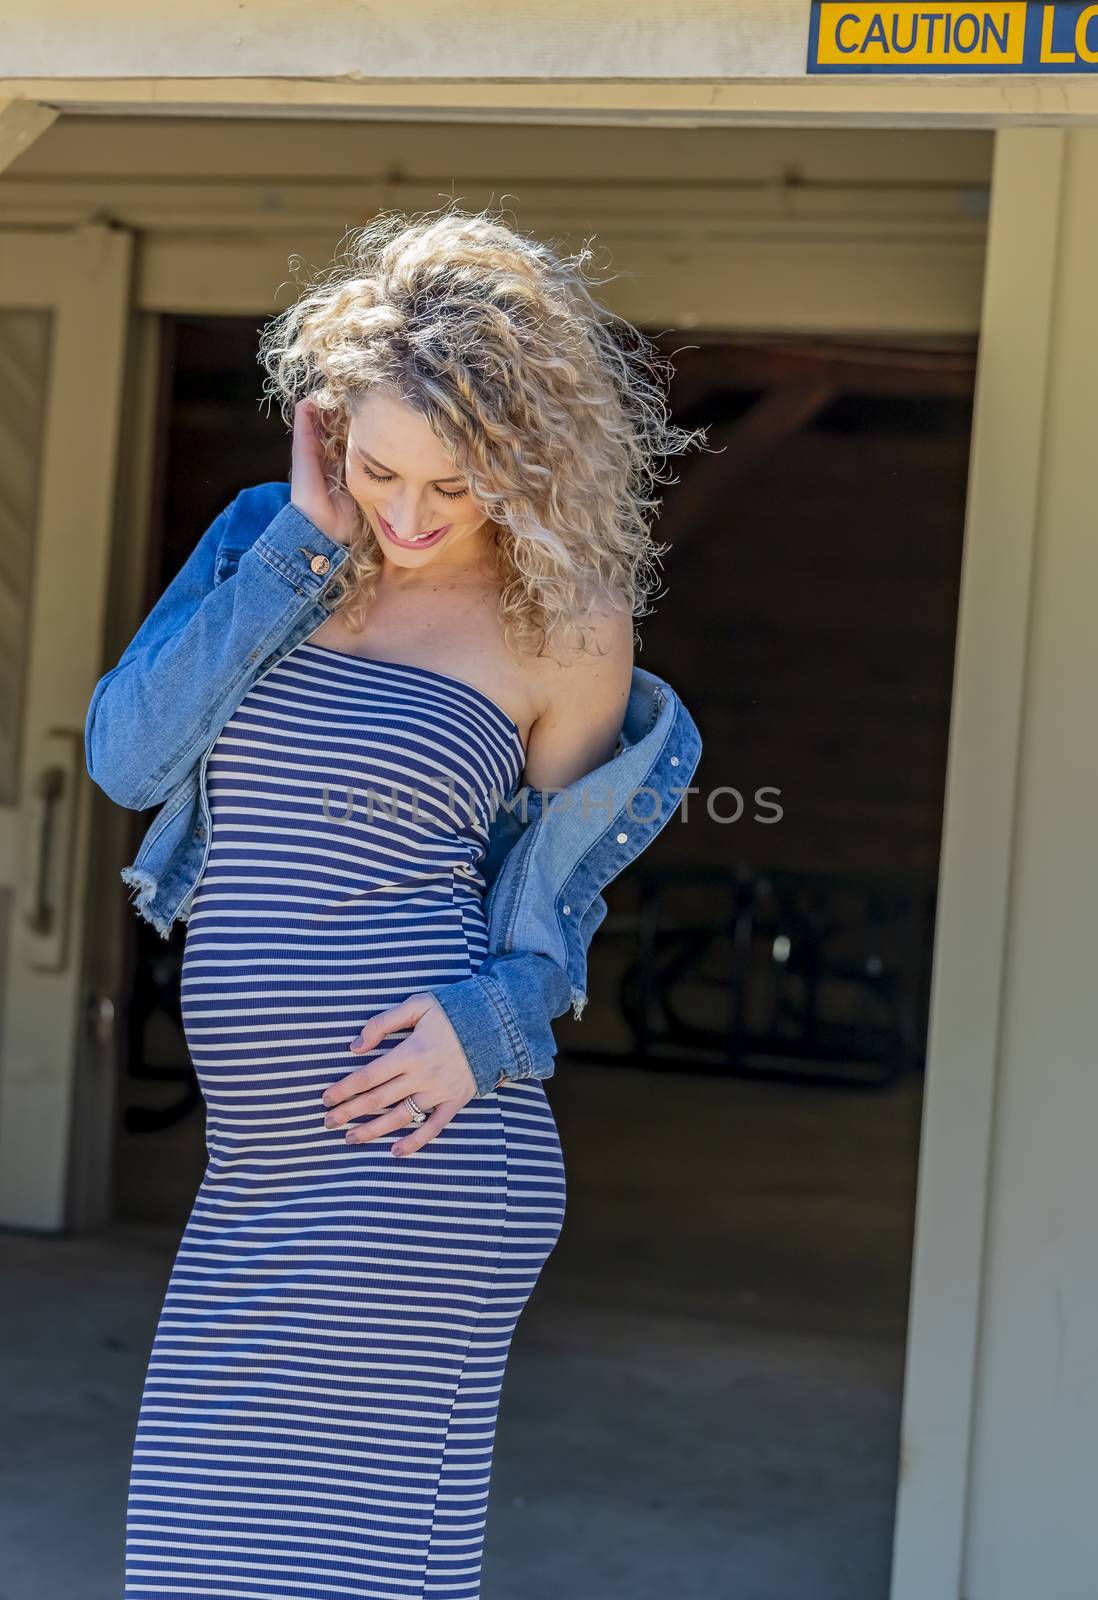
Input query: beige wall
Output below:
<box><xmin>6</xmin><ymin>5</ymin><xmax>1098</xmax><ymax>124</ymax></box>
<box><xmin>0</xmin><ymin>0</ymin><xmax>807</xmax><ymax>79</ymax></box>
<box><xmin>1</xmin><ymin>115</ymin><xmax>992</xmax><ymax>333</ymax></box>
<box><xmin>889</xmin><ymin>127</ymin><xmax>1098</xmax><ymax>1600</ymax></box>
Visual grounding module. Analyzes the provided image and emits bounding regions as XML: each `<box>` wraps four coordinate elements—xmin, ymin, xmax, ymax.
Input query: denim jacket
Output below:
<box><xmin>84</xmin><ymin>482</ymin><xmax>702</xmax><ymax>1098</ymax></box>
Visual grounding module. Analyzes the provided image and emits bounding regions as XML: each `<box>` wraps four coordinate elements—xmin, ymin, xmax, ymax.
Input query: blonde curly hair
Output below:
<box><xmin>258</xmin><ymin>202</ymin><xmax>708</xmax><ymax>660</ymax></box>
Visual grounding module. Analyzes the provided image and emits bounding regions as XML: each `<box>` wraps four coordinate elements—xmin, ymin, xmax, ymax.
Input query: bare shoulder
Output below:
<box><xmin>522</xmin><ymin>593</ymin><xmax>635</xmax><ymax>791</ymax></box>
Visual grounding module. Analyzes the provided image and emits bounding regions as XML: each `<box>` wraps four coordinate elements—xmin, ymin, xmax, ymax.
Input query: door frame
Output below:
<box><xmin>13</xmin><ymin>134</ymin><xmax>1037</xmax><ymax>1594</ymax></box>
<box><xmin>889</xmin><ymin>129</ymin><xmax>1064</xmax><ymax>1600</ymax></box>
<box><xmin>0</xmin><ymin>222</ymin><xmax>133</xmax><ymax>1232</ymax></box>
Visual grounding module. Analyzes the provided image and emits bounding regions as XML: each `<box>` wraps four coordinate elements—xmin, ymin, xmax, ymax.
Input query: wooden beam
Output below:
<box><xmin>1</xmin><ymin>78</ymin><xmax>1098</xmax><ymax>128</ymax></box>
<box><xmin>0</xmin><ymin>100</ymin><xmax>57</xmax><ymax>175</ymax></box>
<box><xmin>671</xmin><ymin>379</ymin><xmax>836</xmax><ymax>545</ymax></box>
<box><xmin>662</xmin><ymin>337</ymin><xmax>978</xmax><ymax>403</ymax></box>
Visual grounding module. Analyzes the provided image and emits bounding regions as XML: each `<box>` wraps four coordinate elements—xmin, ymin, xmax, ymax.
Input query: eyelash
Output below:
<box><xmin>358</xmin><ymin>463</ymin><xmax>468</xmax><ymax>501</ymax></box>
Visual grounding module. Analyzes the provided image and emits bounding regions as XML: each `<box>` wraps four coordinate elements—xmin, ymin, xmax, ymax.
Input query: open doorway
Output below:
<box><xmin>112</xmin><ymin>315</ymin><xmax>972</xmax><ymax>1599</ymax></box>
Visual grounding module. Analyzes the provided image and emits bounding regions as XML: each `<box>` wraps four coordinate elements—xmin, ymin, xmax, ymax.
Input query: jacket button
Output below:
<box><xmin>562</xmin><ymin>904</ymin><xmax>571</xmax><ymax>915</ymax></box>
<box><xmin>309</xmin><ymin>553</ymin><xmax>331</xmax><ymax>575</ymax></box>
<box><xmin>670</xmin><ymin>755</ymin><xmax>679</xmax><ymax>766</ymax></box>
<box><xmin>616</xmin><ymin>831</ymin><xmax>628</xmax><ymax>844</ymax></box>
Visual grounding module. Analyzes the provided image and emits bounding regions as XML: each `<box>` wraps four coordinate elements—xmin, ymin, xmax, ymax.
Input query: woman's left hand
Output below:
<box><xmin>320</xmin><ymin>993</ymin><xmax>498</xmax><ymax>1156</ymax></box>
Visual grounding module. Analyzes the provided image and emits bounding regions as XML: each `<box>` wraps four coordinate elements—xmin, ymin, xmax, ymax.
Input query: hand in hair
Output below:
<box><xmin>290</xmin><ymin>397</ymin><xmax>360</xmax><ymax>546</ymax></box>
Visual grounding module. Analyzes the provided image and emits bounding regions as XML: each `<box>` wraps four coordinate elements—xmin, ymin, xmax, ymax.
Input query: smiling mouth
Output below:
<box><xmin>378</xmin><ymin>515</ymin><xmax>451</xmax><ymax>546</ymax></box>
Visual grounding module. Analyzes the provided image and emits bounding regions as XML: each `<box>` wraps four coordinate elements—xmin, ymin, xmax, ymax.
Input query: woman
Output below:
<box><xmin>88</xmin><ymin>207</ymin><xmax>704</xmax><ymax>1600</ymax></box>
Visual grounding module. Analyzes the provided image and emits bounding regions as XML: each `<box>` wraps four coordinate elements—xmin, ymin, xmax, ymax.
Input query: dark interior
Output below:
<box><xmin>112</xmin><ymin>312</ymin><xmax>973</xmax><ymax>1599</ymax></box>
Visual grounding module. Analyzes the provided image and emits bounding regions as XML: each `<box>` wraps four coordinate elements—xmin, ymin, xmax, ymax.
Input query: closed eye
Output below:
<box><xmin>358</xmin><ymin>462</ymin><xmax>469</xmax><ymax>501</ymax></box>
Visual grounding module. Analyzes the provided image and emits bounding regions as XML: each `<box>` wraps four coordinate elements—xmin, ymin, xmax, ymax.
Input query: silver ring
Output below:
<box><xmin>404</xmin><ymin>1095</ymin><xmax>428</xmax><ymax>1125</ymax></box>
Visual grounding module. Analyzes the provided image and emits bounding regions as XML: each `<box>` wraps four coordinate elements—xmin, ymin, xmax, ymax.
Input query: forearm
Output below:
<box><xmin>85</xmin><ymin>497</ymin><xmax>348</xmax><ymax>810</ymax></box>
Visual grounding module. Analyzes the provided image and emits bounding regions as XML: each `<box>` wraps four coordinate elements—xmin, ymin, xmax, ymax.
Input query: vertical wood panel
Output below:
<box><xmin>889</xmin><ymin>129</ymin><xmax>1066</xmax><ymax>1600</ymax></box>
<box><xmin>0</xmin><ymin>308</ymin><xmax>51</xmax><ymax>803</ymax></box>
<box><xmin>962</xmin><ymin>126</ymin><xmax>1098</xmax><ymax>1600</ymax></box>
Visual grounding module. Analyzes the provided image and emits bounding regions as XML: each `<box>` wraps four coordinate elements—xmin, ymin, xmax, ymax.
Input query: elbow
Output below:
<box><xmin>84</xmin><ymin>694</ymin><xmax>150</xmax><ymax>811</ymax></box>
<box><xmin>85</xmin><ymin>751</ymin><xmax>149</xmax><ymax>812</ymax></box>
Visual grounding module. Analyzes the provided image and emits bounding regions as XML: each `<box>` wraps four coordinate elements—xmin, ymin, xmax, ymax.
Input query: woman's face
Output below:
<box><xmin>344</xmin><ymin>389</ymin><xmax>491</xmax><ymax>570</ymax></box>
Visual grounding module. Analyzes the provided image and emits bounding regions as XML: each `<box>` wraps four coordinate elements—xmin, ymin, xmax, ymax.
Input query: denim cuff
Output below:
<box><xmin>427</xmin><ymin>947</ymin><xmax>570</xmax><ymax>1097</ymax></box>
<box><xmin>252</xmin><ymin>502</ymin><xmax>352</xmax><ymax>595</ymax></box>
<box><xmin>427</xmin><ymin>971</ymin><xmax>530</xmax><ymax>1097</ymax></box>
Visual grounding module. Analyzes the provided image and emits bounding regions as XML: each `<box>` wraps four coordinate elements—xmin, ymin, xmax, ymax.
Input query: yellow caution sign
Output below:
<box><xmin>809</xmin><ymin>3</ymin><xmax>1098</xmax><ymax>72</ymax></box>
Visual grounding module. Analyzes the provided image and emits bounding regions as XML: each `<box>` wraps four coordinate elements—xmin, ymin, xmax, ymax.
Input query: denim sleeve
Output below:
<box><xmin>425</xmin><ymin>949</ymin><xmax>573</xmax><ymax>1099</ymax></box>
<box><xmin>84</xmin><ymin>490</ymin><xmax>349</xmax><ymax>810</ymax></box>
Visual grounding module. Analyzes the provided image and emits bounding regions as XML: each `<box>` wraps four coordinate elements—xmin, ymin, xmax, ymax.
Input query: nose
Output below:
<box><xmin>384</xmin><ymin>490</ymin><xmax>441</xmax><ymax>537</ymax></box>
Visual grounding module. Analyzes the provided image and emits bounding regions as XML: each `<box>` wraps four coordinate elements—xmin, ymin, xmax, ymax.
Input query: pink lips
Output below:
<box><xmin>377</xmin><ymin>513</ymin><xmax>452</xmax><ymax>550</ymax></box>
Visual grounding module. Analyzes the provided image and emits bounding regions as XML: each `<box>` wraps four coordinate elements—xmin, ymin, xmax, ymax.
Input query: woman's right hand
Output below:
<box><xmin>290</xmin><ymin>398</ymin><xmax>359</xmax><ymax>546</ymax></box>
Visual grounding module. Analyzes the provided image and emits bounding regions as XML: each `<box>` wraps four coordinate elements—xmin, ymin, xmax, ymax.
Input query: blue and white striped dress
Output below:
<box><xmin>124</xmin><ymin>639</ymin><xmax>567</xmax><ymax>1600</ymax></box>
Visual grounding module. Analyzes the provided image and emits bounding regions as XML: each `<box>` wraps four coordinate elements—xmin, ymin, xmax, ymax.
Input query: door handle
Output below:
<box><xmin>21</xmin><ymin>730</ymin><xmax>81</xmax><ymax>972</ymax></box>
<box><xmin>86</xmin><ymin>991</ymin><xmax>116</xmax><ymax>1047</ymax></box>
<box><xmin>24</xmin><ymin>764</ymin><xmax>66</xmax><ymax>937</ymax></box>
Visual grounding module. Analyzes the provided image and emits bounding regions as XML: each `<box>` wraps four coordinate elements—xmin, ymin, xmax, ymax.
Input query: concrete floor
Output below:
<box><xmin>0</xmin><ymin>1059</ymin><xmax>922</xmax><ymax>1600</ymax></box>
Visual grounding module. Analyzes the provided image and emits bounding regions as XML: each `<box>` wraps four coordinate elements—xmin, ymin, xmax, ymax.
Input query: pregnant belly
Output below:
<box><xmin>180</xmin><ymin>899</ymin><xmax>487</xmax><ymax>1139</ymax></box>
